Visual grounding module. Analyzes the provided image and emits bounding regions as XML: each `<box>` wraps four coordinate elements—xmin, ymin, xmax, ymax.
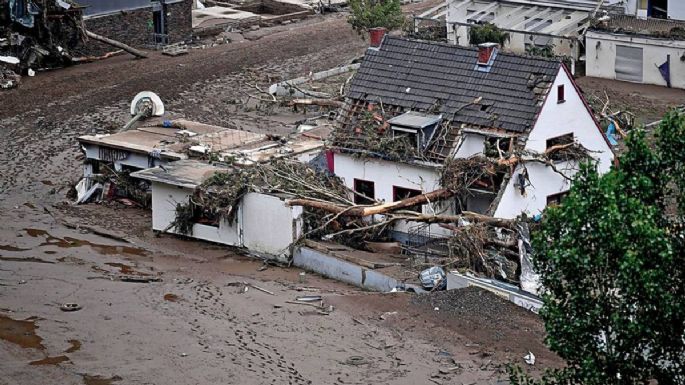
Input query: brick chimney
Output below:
<box><xmin>477</xmin><ymin>42</ymin><xmax>499</xmax><ymax>65</ymax></box>
<box><xmin>369</xmin><ymin>27</ymin><xmax>387</xmax><ymax>49</ymax></box>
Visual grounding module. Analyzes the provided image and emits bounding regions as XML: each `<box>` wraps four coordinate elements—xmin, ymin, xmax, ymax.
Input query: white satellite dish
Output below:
<box><xmin>130</xmin><ymin>91</ymin><xmax>164</xmax><ymax>117</ymax></box>
<box><xmin>121</xmin><ymin>92</ymin><xmax>165</xmax><ymax>132</ymax></box>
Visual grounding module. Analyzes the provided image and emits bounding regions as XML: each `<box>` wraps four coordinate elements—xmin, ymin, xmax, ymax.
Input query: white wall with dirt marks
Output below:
<box><xmin>333</xmin><ymin>153</ymin><xmax>452</xmax><ymax>236</ymax></box>
<box><xmin>585</xmin><ymin>31</ymin><xmax>685</xmax><ymax>89</ymax></box>
<box><xmin>150</xmin><ymin>182</ymin><xmax>301</xmax><ymax>258</ymax></box>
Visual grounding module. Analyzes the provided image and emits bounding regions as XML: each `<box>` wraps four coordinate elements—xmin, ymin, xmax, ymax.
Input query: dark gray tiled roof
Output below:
<box><xmin>347</xmin><ymin>37</ymin><xmax>562</xmax><ymax>133</ymax></box>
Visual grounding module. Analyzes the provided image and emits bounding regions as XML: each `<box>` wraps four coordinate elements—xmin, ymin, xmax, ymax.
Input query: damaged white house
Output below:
<box><xmin>130</xmin><ymin>160</ymin><xmax>304</xmax><ymax>260</ymax></box>
<box><xmin>76</xmin><ymin>118</ymin><xmax>324</xmax><ymax>200</ymax></box>
<box><xmin>332</xmin><ymin>36</ymin><xmax>613</xmax><ymax>240</ymax></box>
<box><xmin>76</xmin><ymin>117</ymin><xmax>327</xmax><ymax>257</ymax></box>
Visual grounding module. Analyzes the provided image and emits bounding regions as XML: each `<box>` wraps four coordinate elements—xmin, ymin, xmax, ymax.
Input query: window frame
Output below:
<box><xmin>557</xmin><ymin>84</ymin><xmax>565</xmax><ymax>104</ymax></box>
<box><xmin>546</xmin><ymin>190</ymin><xmax>570</xmax><ymax>207</ymax></box>
<box><xmin>392</xmin><ymin>185</ymin><xmax>423</xmax><ymax>212</ymax></box>
<box><xmin>353</xmin><ymin>178</ymin><xmax>375</xmax><ymax>205</ymax></box>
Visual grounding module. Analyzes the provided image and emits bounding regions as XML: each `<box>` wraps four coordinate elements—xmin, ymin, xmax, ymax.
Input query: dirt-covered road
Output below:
<box><xmin>0</xmin><ymin>7</ymin><xmax>559</xmax><ymax>385</ymax></box>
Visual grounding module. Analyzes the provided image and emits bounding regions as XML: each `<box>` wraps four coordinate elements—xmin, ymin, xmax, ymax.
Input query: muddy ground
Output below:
<box><xmin>6</xmin><ymin>5</ymin><xmax>664</xmax><ymax>384</ymax></box>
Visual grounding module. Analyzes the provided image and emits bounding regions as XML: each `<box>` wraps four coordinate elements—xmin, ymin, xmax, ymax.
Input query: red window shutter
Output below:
<box><xmin>557</xmin><ymin>85</ymin><xmax>565</xmax><ymax>103</ymax></box>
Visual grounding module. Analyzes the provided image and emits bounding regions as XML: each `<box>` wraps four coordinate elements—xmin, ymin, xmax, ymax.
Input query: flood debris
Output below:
<box><xmin>524</xmin><ymin>351</ymin><xmax>535</xmax><ymax>365</ymax></box>
<box><xmin>419</xmin><ymin>266</ymin><xmax>446</xmax><ymax>291</ymax></box>
<box><xmin>0</xmin><ymin>0</ymin><xmax>147</xmax><ymax>89</ymax></box>
<box><xmin>295</xmin><ymin>295</ymin><xmax>321</xmax><ymax>302</ymax></box>
<box><xmin>117</xmin><ymin>275</ymin><xmax>161</xmax><ymax>283</ymax></box>
<box><xmin>60</xmin><ymin>303</ymin><xmax>82</xmax><ymax>312</ymax></box>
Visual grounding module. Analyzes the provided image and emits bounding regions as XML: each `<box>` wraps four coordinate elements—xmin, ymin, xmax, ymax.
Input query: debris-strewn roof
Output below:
<box><xmin>130</xmin><ymin>160</ymin><xmax>225</xmax><ymax>189</ymax></box>
<box><xmin>590</xmin><ymin>15</ymin><xmax>685</xmax><ymax>39</ymax></box>
<box><xmin>347</xmin><ymin>37</ymin><xmax>562</xmax><ymax>133</ymax></box>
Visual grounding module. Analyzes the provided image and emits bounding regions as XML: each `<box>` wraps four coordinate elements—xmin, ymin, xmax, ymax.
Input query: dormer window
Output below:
<box><xmin>388</xmin><ymin>112</ymin><xmax>442</xmax><ymax>152</ymax></box>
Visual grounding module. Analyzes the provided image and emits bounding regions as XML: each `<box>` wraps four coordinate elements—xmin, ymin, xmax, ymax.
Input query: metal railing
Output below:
<box><xmin>150</xmin><ymin>33</ymin><xmax>170</xmax><ymax>48</ymax></box>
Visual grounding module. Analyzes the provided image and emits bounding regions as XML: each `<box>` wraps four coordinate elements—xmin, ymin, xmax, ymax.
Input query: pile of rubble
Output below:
<box><xmin>0</xmin><ymin>61</ymin><xmax>21</xmax><ymax>89</ymax></box>
<box><xmin>1</xmin><ymin>0</ymin><xmax>84</xmax><ymax>74</ymax></box>
<box><xmin>1</xmin><ymin>0</ymin><xmax>146</xmax><ymax>90</ymax></box>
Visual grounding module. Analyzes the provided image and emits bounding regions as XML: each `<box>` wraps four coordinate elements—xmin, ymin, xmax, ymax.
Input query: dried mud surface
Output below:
<box><xmin>1</xmin><ymin>4</ymin><xmax>559</xmax><ymax>384</ymax></box>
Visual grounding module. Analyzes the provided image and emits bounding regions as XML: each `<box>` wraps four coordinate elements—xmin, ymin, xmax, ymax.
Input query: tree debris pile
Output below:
<box><xmin>445</xmin><ymin>221</ymin><xmax>522</xmax><ymax>282</ymax></box>
<box><xmin>88</xmin><ymin>163</ymin><xmax>151</xmax><ymax>207</ymax></box>
<box><xmin>440</xmin><ymin>156</ymin><xmax>507</xmax><ymax>198</ymax></box>
<box><xmin>329</xmin><ymin>109</ymin><xmax>419</xmax><ymax>162</ymax></box>
<box><xmin>1</xmin><ymin>0</ymin><xmax>147</xmax><ymax>86</ymax></box>
<box><xmin>170</xmin><ymin>160</ymin><xmax>373</xmax><ymax>244</ymax></box>
<box><xmin>0</xmin><ymin>63</ymin><xmax>21</xmax><ymax>89</ymax></box>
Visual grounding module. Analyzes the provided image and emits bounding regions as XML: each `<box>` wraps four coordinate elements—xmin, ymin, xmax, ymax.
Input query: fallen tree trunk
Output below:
<box><xmin>287</xmin><ymin>191</ymin><xmax>516</xmax><ymax>229</ymax></box>
<box><xmin>84</xmin><ymin>30</ymin><xmax>148</xmax><ymax>59</ymax></box>
<box><xmin>289</xmin><ymin>99</ymin><xmax>343</xmax><ymax>108</ymax></box>
<box><xmin>287</xmin><ymin>188</ymin><xmax>453</xmax><ymax>217</ymax></box>
<box><xmin>71</xmin><ymin>50</ymin><xmax>124</xmax><ymax>63</ymax></box>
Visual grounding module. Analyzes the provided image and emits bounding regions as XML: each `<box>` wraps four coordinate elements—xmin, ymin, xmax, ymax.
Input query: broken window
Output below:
<box><xmin>465</xmin><ymin>190</ymin><xmax>495</xmax><ymax>214</ymax></box>
<box><xmin>546</xmin><ymin>191</ymin><xmax>570</xmax><ymax>207</ymax></box>
<box><xmin>393</xmin><ymin>186</ymin><xmax>423</xmax><ymax>212</ymax></box>
<box><xmin>353</xmin><ymin>179</ymin><xmax>375</xmax><ymax>204</ymax></box>
<box><xmin>388</xmin><ymin>112</ymin><xmax>442</xmax><ymax>152</ymax></box>
<box><xmin>192</xmin><ymin>204</ymin><xmax>220</xmax><ymax>227</ymax></box>
<box><xmin>484</xmin><ymin>136</ymin><xmax>512</xmax><ymax>158</ymax></box>
<box><xmin>546</xmin><ymin>133</ymin><xmax>574</xmax><ymax>162</ymax></box>
<box><xmin>391</xmin><ymin>127</ymin><xmax>420</xmax><ymax>150</ymax></box>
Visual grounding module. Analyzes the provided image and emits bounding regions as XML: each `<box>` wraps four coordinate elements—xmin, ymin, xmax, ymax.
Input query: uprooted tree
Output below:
<box><xmin>169</xmin><ymin>106</ymin><xmax>596</xmax><ymax>279</ymax></box>
<box><xmin>511</xmin><ymin>111</ymin><xmax>685</xmax><ymax>385</ymax></box>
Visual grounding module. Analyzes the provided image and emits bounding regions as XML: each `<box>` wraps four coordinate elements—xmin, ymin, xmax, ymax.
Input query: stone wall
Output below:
<box><xmin>77</xmin><ymin>0</ymin><xmax>192</xmax><ymax>55</ymax></box>
<box><xmin>165</xmin><ymin>0</ymin><xmax>193</xmax><ymax>44</ymax></box>
<box><xmin>82</xmin><ymin>7</ymin><xmax>151</xmax><ymax>55</ymax></box>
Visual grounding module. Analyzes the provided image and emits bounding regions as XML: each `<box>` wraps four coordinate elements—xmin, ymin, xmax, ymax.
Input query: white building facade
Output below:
<box><xmin>586</xmin><ymin>26</ymin><xmax>685</xmax><ymax>88</ymax></box>
<box><xmin>132</xmin><ymin>160</ymin><xmax>304</xmax><ymax>260</ymax></box>
<box><xmin>335</xmin><ymin>36</ymin><xmax>614</xmax><ymax>237</ymax></box>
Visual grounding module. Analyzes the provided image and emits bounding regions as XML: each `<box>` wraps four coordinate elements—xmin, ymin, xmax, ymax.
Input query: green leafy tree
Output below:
<box><xmin>513</xmin><ymin>111</ymin><xmax>685</xmax><ymax>384</ymax></box>
<box><xmin>468</xmin><ymin>23</ymin><xmax>510</xmax><ymax>46</ymax></box>
<box><xmin>347</xmin><ymin>0</ymin><xmax>405</xmax><ymax>36</ymax></box>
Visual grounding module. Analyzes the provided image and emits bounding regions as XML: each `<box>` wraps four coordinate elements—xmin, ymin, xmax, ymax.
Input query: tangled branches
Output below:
<box><xmin>198</xmin><ymin>160</ymin><xmax>350</xmax><ymax>222</ymax></box>
<box><xmin>440</xmin><ymin>156</ymin><xmax>507</xmax><ymax>197</ymax></box>
<box><xmin>329</xmin><ymin>110</ymin><xmax>419</xmax><ymax>162</ymax></box>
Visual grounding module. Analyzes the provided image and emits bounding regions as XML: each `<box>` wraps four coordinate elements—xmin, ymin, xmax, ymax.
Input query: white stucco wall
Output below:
<box><xmin>586</xmin><ymin>31</ymin><xmax>685</xmax><ymax>89</ymax></box>
<box><xmin>150</xmin><ymin>182</ymin><xmax>300</xmax><ymax>256</ymax></box>
<box><xmin>334</xmin><ymin>154</ymin><xmax>442</xmax><ymax>204</ymax></box>
<box><xmin>668</xmin><ymin>0</ymin><xmax>685</xmax><ymax>21</ymax></box>
<box><xmin>242</xmin><ymin>193</ymin><xmax>303</xmax><ymax>256</ymax></box>
<box><xmin>494</xmin><ymin>67</ymin><xmax>614</xmax><ymax>219</ymax></box>
<box><xmin>151</xmin><ymin>182</ymin><xmax>241</xmax><ymax>245</ymax></box>
<box><xmin>526</xmin><ymin>67</ymin><xmax>613</xmax><ymax>173</ymax></box>
<box><xmin>333</xmin><ymin>154</ymin><xmax>452</xmax><ymax>236</ymax></box>
<box><xmin>493</xmin><ymin>161</ymin><xmax>574</xmax><ymax>219</ymax></box>
<box><xmin>454</xmin><ymin>133</ymin><xmax>486</xmax><ymax>158</ymax></box>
